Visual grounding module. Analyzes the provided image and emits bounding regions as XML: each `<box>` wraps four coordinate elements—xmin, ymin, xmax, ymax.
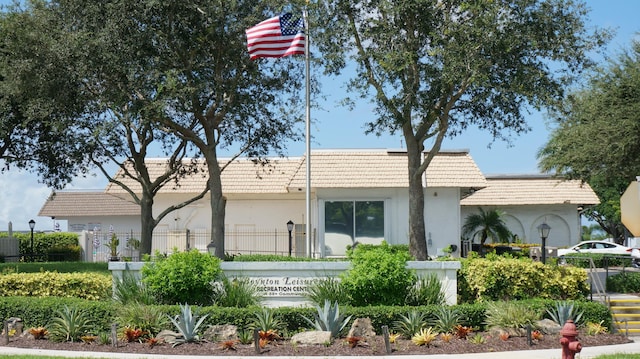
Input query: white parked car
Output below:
<box><xmin>557</xmin><ymin>240</ymin><xmax>632</xmax><ymax>257</ymax></box>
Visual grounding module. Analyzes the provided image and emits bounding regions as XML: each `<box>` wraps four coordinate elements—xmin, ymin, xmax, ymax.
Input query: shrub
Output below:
<box><xmin>406</xmin><ymin>273</ymin><xmax>446</xmax><ymax>306</ymax></box>
<box><xmin>212</xmin><ymin>276</ymin><xmax>261</xmax><ymax>308</ymax></box>
<box><xmin>0</xmin><ymin>272</ymin><xmax>111</xmax><ymax>300</ymax></box>
<box><xmin>340</xmin><ymin>241</ymin><xmax>416</xmax><ymax>306</ymax></box>
<box><xmin>303</xmin><ymin>277</ymin><xmax>349</xmax><ymax>306</ymax></box>
<box><xmin>142</xmin><ymin>249</ymin><xmax>222</xmax><ymax>305</ymax></box>
<box><xmin>113</xmin><ymin>270</ymin><xmax>154</xmax><ymax>305</ymax></box>
<box><xmin>484</xmin><ymin>301</ymin><xmax>542</xmax><ymax>330</ymax></box>
<box><xmin>458</xmin><ymin>256</ymin><xmax>588</xmax><ymax>302</ymax></box>
<box><xmin>117</xmin><ymin>302</ymin><xmax>169</xmax><ymax>337</ymax></box>
<box><xmin>607</xmin><ymin>271</ymin><xmax>640</xmax><ymax>293</ymax></box>
<box><xmin>47</xmin><ymin>305</ymin><xmax>93</xmax><ymax>342</ymax></box>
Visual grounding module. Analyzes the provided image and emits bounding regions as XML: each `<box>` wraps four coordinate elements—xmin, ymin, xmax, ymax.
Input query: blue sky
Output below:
<box><xmin>1</xmin><ymin>0</ymin><xmax>639</xmax><ymax>231</ymax></box>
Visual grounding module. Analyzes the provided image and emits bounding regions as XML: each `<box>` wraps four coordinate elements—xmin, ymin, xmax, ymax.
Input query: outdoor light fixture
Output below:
<box><xmin>28</xmin><ymin>219</ymin><xmax>35</xmax><ymax>262</ymax></box>
<box><xmin>537</xmin><ymin>222</ymin><xmax>551</xmax><ymax>264</ymax></box>
<box><xmin>287</xmin><ymin>220</ymin><xmax>294</xmax><ymax>256</ymax></box>
<box><xmin>206</xmin><ymin>241</ymin><xmax>216</xmax><ymax>257</ymax></box>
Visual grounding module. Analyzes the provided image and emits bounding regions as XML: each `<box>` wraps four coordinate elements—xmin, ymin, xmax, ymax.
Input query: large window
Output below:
<box><xmin>324</xmin><ymin>200</ymin><xmax>384</xmax><ymax>255</ymax></box>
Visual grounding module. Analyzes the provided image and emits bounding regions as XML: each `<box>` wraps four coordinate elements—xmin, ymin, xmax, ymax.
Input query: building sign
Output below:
<box><xmin>249</xmin><ymin>277</ymin><xmax>317</xmax><ymax>297</ymax></box>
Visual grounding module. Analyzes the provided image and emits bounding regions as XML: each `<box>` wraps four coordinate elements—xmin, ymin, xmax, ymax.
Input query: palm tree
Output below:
<box><xmin>462</xmin><ymin>208</ymin><xmax>512</xmax><ymax>255</ymax></box>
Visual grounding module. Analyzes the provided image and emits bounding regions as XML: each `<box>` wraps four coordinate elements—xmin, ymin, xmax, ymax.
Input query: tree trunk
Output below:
<box><xmin>207</xmin><ymin>160</ymin><xmax>226</xmax><ymax>259</ymax></box>
<box><xmin>139</xmin><ymin>192</ymin><xmax>155</xmax><ymax>256</ymax></box>
<box><xmin>407</xmin><ymin>148</ymin><xmax>428</xmax><ymax>260</ymax></box>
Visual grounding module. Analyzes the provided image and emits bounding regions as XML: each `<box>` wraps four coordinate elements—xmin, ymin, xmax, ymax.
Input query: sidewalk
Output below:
<box><xmin>1</xmin><ymin>337</ymin><xmax>639</xmax><ymax>359</ymax></box>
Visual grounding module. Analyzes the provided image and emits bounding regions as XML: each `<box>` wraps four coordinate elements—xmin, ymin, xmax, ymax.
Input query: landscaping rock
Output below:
<box><xmin>1</xmin><ymin>317</ymin><xmax>23</xmax><ymax>336</ymax></box>
<box><xmin>536</xmin><ymin>319</ymin><xmax>562</xmax><ymax>334</ymax></box>
<box><xmin>203</xmin><ymin>324</ymin><xmax>238</xmax><ymax>341</ymax></box>
<box><xmin>348</xmin><ymin>318</ymin><xmax>376</xmax><ymax>341</ymax></box>
<box><xmin>156</xmin><ymin>330</ymin><xmax>181</xmax><ymax>344</ymax></box>
<box><xmin>290</xmin><ymin>331</ymin><xmax>332</xmax><ymax>345</ymax></box>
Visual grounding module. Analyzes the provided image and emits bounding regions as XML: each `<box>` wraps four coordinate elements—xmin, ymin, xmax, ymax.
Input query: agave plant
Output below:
<box><xmin>430</xmin><ymin>306</ymin><xmax>461</xmax><ymax>333</ymax></box>
<box><xmin>301</xmin><ymin>300</ymin><xmax>352</xmax><ymax>339</ymax></box>
<box><xmin>253</xmin><ymin>307</ymin><xmax>283</xmax><ymax>333</ymax></box>
<box><xmin>167</xmin><ymin>303</ymin><xmax>209</xmax><ymax>346</ymax></box>
<box><xmin>546</xmin><ymin>301</ymin><xmax>584</xmax><ymax>326</ymax></box>
<box><xmin>47</xmin><ymin>305</ymin><xmax>93</xmax><ymax>342</ymax></box>
<box><xmin>393</xmin><ymin>310</ymin><xmax>427</xmax><ymax>338</ymax></box>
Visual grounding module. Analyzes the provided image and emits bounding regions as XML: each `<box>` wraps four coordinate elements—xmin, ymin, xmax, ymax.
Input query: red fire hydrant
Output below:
<box><xmin>559</xmin><ymin>319</ymin><xmax>582</xmax><ymax>359</ymax></box>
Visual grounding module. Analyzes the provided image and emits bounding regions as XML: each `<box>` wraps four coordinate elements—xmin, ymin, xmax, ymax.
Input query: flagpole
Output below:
<box><xmin>303</xmin><ymin>8</ymin><xmax>312</xmax><ymax>258</ymax></box>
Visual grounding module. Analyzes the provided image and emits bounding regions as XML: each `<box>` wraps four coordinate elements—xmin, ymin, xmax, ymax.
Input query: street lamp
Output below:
<box><xmin>28</xmin><ymin>219</ymin><xmax>35</xmax><ymax>262</ymax></box>
<box><xmin>206</xmin><ymin>241</ymin><xmax>216</xmax><ymax>257</ymax></box>
<box><xmin>537</xmin><ymin>222</ymin><xmax>551</xmax><ymax>264</ymax></box>
<box><xmin>287</xmin><ymin>220</ymin><xmax>294</xmax><ymax>256</ymax></box>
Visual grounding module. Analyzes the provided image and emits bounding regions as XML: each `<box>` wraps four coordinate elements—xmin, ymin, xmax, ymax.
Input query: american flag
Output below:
<box><xmin>246</xmin><ymin>13</ymin><xmax>305</xmax><ymax>60</ymax></box>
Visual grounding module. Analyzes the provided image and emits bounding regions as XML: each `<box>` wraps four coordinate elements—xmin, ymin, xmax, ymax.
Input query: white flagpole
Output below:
<box><xmin>303</xmin><ymin>8</ymin><xmax>312</xmax><ymax>257</ymax></box>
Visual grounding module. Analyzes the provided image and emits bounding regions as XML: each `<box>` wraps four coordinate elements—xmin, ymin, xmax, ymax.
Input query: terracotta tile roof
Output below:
<box><xmin>287</xmin><ymin>149</ymin><xmax>487</xmax><ymax>189</ymax></box>
<box><xmin>104</xmin><ymin>149</ymin><xmax>486</xmax><ymax>195</ymax></box>
<box><xmin>38</xmin><ymin>191</ymin><xmax>140</xmax><ymax>217</ymax></box>
<box><xmin>460</xmin><ymin>175</ymin><xmax>600</xmax><ymax>206</ymax></box>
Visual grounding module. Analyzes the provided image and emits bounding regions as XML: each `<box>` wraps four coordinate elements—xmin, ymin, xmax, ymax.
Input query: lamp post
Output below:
<box><xmin>206</xmin><ymin>241</ymin><xmax>216</xmax><ymax>257</ymax></box>
<box><xmin>537</xmin><ymin>222</ymin><xmax>551</xmax><ymax>264</ymax></box>
<box><xmin>287</xmin><ymin>220</ymin><xmax>294</xmax><ymax>256</ymax></box>
<box><xmin>28</xmin><ymin>219</ymin><xmax>35</xmax><ymax>262</ymax></box>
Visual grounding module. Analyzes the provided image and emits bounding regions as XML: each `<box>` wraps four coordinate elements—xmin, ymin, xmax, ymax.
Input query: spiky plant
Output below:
<box><xmin>304</xmin><ymin>277</ymin><xmax>349</xmax><ymax>306</ymax></box>
<box><xmin>167</xmin><ymin>303</ymin><xmax>209</xmax><ymax>347</ymax></box>
<box><xmin>47</xmin><ymin>305</ymin><xmax>93</xmax><ymax>342</ymax></box>
<box><xmin>212</xmin><ymin>276</ymin><xmax>261</xmax><ymax>308</ymax></box>
<box><xmin>406</xmin><ymin>274</ymin><xmax>446</xmax><ymax>306</ymax></box>
<box><xmin>253</xmin><ymin>307</ymin><xmax>284</xmax><ymax>334</ymax></box>
<box><xmin>113</xmin><ymin>269</ymin><xmax>154</xmax><ymax>305</ymax></box>
<box><xmin>117</xmin><ymin>302</ymin><xmax>169</xmax><ymax>337</ymax></box>
<box><xmin>411</xmin><ymin>327</ymin><xmax>438</xmax><ymax>347</ymax></box>
<box><xmin>301</xmin><ymin>300</ymin><xmax>352</xmax><ymax>338</ymax></box>
<box><xmin>484</xmin><ymin>301</ymin><xmax>541</xmax><ymax>330</ymax></box>
<box><xmin>393</xmin><ymin>310</ymin><xmax>427</xmax><ymax>339</ymax></box>
<box><xmin>430</xmin><ymin>306</ymin><xmax>461</xmax><ymax>333</ymax></box>
<box><xmin>546</xmin><ymin>301</ymin><xmax>584</xmax><ymax>326</ymax></box>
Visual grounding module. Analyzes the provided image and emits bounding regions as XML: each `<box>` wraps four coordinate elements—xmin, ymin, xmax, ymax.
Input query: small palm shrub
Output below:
<box><xmin>546</xmin><ymin>301</ymin><xmax>584</xmax><ymax>326</ymax></box>
<box><xmin>430</xmin><ymin>307</ymin><xmax>461</xmax><ymax>333</ymax></box>
<box><xmin>253</xmin><ymin>308</ymin><xmax>283</xmax><ymax>333</ymax></box>
<box><xmin>406</xmin><ymin>274</ymin><xmax>446</xmax><ymax>306</ymax></box>
<box><xmin>393</xmin><ymin>310</ymin><xmax>427</xmax><ymax>338</ymax></box>
<box><xmin>113</xmin><ymin>270</ymin><xmax>154</xmax><ymax>305</ymax></box>
<box><xmin>484</xmin><ymin>301</ymin><xmax>541</xmax><ymax>330</ymax></box>
<box><xmin>117</xmin><ymin>303</ymin><xmax>169</xmax><ymax>337</ymax></box>
<box><xmin>47</xmin><ymin>305</ymin><xmax>93</xmax><ymax>342</ymax></box>
<box><xmin>301</xmin><ymin>300</ymin><xmax>352</xmax><ymax>339</ymax></box>
<box><xmin>212</xmin><ymin>276</ymin><xmax>261</xmax><ymax>308</ymax></box>
<box><xmin>167</xmin><ymin>303</ymin><xmax>208</xmax><ymax>347</ymax></box>
<box><xmin>304</xmin><ymin>277</ymin><xmax>349</xmax><ymax>306</ymax></box>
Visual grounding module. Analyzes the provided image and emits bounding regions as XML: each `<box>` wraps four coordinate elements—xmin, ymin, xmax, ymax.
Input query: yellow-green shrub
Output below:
<box><xmin>0</xmin><ymin>272</ymin><xmax>111</xmax><ymax>300</ymax></box>
<box><xmin>458</xmin><ymin>256</ymin><xmax>589</xmax><ymax>303</ymax></box>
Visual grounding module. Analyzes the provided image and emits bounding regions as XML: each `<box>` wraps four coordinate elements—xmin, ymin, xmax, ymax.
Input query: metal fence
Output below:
<box><xmin>80</xmin><ymin>227</ymin><xmax>309</xmax><ymax>262</ymax></box>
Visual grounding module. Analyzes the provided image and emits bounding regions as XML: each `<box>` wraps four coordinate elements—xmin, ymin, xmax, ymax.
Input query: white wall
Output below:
<box><xmin>425</xmin><ymin>188</ymin><xmax>462</xmax><ymax>257</ymax></box>
<box><xmin>460</xmin><ymin>204</ymin><xmax>581</xmax><ymax>248</ymax></box>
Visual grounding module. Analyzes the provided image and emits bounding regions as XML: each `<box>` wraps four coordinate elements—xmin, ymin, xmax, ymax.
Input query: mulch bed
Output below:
<box><xmin>1</xmin><ymin>331</ymin><xmax>633</xmax><ymax>356</ymax></box>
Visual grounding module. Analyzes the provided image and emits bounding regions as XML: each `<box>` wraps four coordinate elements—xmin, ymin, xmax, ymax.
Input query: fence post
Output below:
<box><xmin>186</xmin><ymin>229</ymin><xmax>191</xmax><ymax>250</ymax></box>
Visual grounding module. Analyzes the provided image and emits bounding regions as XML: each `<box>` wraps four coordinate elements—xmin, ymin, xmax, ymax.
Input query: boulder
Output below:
<box><xmin>156</xmin><ymin>330</ymin><xmax>182</xmax><ymax>344</ymax></box>
<box><xmin>203</xmin><ymin>324</ymin><xmax>238</xmax><ymax>341</ymax></box>
<box><xmin>347</xmin><ymin>318</ymin><xmax>375</xmax><ymax>341</ymax></box>
<box><xmin>290</xmin><ymin>331</ymin><xmax>332</xmax><ymax>345</ymax></box>
<box><xmin>536</xmin><ymin>319</ymin><xmax>562</xmax><ymax>334</ymax></box>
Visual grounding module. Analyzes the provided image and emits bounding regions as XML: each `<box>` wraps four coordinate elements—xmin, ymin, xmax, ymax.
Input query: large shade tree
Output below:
<box><xmin>0</xmin><ymin>3</ymin><xmax>89</xmax><ymax>188</ymax></box>
<box><xmin>313</xmin><ymin>0</ymin><xmax>609</xmax><ymax>259</ymax></box>
<box><xmin>538</xmin><ymin>40</ymin><xmax>640</xmax><ymax>242</ymax></box>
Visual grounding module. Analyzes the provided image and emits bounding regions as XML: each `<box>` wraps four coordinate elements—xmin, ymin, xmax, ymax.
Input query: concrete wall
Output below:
<box><xmin>109</xmin><ymin>260</ymin><xmax>461</xmax><ymax>307</ymax></box>
<box><xmin>460</xmin><ymin>204</ymin><xmax>581</xmax><ymax>248</ymax></box>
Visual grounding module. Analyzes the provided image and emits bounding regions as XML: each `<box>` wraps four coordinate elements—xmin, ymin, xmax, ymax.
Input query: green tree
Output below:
<box><xmin>462</xmin><ymin>208</ymin><xmax>512</xmax><ymax>255</ymax></box>
<box><xmin>538</xmin><ymin>40</ymin><xmax>640</xmax><ymax>242</ymax></box>
<box><xmin>313</xmin><ymin>0</ymin><xmax>608</xmax><ymax>260</ymax></box>
<box><xmin>0</xmin><ymin>2</ymin><xmax>89</xmax><ymax>188</ymax></box>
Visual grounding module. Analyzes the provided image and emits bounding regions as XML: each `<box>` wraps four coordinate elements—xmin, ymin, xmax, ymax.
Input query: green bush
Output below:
<box><xmin>0</xmin><ymin>262</ymin><xmax>109</xmax><ymax>274</ymax></box>
<box><xmin>458</xmin><ymin>255</ymin><xmax>589</xmax><ymax>302</ymax></box>
<box><xmin>0</xmin><ymin>272</ymin><xmax>111</xmax><ymax>300</ymax></box>
<box><xmin>142</xmin><ymin>249</ymin><xmax>222</xmax><ymax>305</ymax></box>
<box><xmin>607</xmin><ymin>271</ymin><xmax>640</xmax><ymax>293</ymax></box>
<box><xmin>47</xmin><ymin>245</ymin><xmax>82</xmax><ymax>262</ymax></box>
<box><xmin>563</xmin><ymin>253</ymin><xmax>633</xmax><ymax>268</ymax></box>
<box><xmin>340</xmin><ymin>242</ymin><xmax>416</xmax><ymax>306</ymax></box>
<box><xmin>10</xmin><ymin>232</ymin><xmax>80</xmax><ymax>261</ymax></box>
